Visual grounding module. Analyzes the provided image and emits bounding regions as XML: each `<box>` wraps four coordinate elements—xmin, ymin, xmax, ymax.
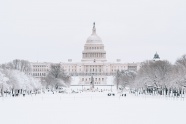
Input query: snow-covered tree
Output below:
<box><xmin>171</xmin><ymin>54</ymin><xmax>186</xmax><ymax>88</ymax></box>
<box><xmin>0</xmin><ymin>69</ymin><xmax>9</xmax><ymax>96</ymax></box>
<box><xmin>135</xmin><ymin>60</ymin><xmax>172</xmax><ymax>89</ymax></box>
<box><xmin>0</xmin><ymin>65</ymin><xmax>41</xmax><ymax>96</ymax></box>
<box><xmin>3</xmin><ymin>69</ymin><xmax>41</xmax><ymax>91</ymax></box>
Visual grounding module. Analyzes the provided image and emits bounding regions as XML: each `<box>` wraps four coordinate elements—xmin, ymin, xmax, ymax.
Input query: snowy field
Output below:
<box><xmin>0</xmin><ymin>93</ymin><xmax>186</xmax><ymax>124</ymax></box>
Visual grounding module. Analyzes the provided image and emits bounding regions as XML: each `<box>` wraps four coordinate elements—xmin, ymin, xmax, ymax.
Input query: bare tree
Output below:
<box><xmin>114</xmin><ymin>70</ymin><xmax>136</xmax><ymax>90</ymax></box>
<box><xmin>0</xmin><ymin>59</ymin><xmax>31</xmax><ymax>73</ymax></box>
<box><xmin>44</xmin><ymin>64</ymin><xmax>71</xmax><ymax>89</ymax></box>
<box><xmin>114</xmin><ymin>70</ymin><xmax>121</xmax><ymax>90</ymax></box>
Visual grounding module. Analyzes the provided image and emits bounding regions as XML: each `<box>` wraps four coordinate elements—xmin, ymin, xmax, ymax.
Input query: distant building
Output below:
<box><xmin>30</xmin><ymin>62</ymin><xmax>50</xmax><ymax>78</ymax></box>
<box><xmin>30</xmin><ymin>23</ymin><xmax>141</xmax><ymax>85</ymax></box>
<box><xmin>153</xmin><ymin>52</ymin><xmax>160</xmax><ymax>61</ymax></box>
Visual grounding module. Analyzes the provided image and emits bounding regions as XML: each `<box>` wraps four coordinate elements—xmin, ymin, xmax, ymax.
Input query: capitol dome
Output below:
<box><xmin>86</xmin><ymin>22</ymin><xmax>102</xmax><ymax>44</ymax></box>
<box><xmin>82</xmin><ymin>22</ymin><xmax>107</xmax><ymax>62</ymax></box>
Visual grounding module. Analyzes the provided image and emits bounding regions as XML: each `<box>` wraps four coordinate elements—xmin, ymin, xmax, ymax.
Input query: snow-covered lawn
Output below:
<box><xmin>0</xmin><ymin>93</ymin><xmax>185</xmax><ymax>124</ymax></box>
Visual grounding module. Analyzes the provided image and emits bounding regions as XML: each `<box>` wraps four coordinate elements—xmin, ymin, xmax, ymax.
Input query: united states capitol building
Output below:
<box><xmin>30</xmin><ymin>23</ymin><xmax>141</xmax><ymax>85</ymax></box>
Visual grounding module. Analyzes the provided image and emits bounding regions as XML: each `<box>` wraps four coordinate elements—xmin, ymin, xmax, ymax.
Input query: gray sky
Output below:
<box><xmin>0</xmin><ymin>0</ymin><xmax>186</xmax><ymax>64</ymax></box>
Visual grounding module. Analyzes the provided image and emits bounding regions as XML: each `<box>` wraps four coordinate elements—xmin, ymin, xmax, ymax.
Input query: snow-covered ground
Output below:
<box><xmin>0</xmin><ymin>92</ymin><xmax>185</xmax><ymax>124</ymax></box>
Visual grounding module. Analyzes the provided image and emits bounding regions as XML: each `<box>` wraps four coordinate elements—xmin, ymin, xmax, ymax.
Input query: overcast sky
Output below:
<box><xmin>0</xmin><ymin>0</ymin><xmax>186</xmax><ymax>64</ymax></box>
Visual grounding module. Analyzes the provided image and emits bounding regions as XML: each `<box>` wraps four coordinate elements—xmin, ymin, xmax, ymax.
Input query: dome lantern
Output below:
<box><xmin>153</xmin><ymin>52</ymin><xmax>160</xmax><ymax>61</ymax></box>
<box><xmin>92</xmin><ymin>22</ymin><xmax>96</xmax><ymax>35</ymax></box>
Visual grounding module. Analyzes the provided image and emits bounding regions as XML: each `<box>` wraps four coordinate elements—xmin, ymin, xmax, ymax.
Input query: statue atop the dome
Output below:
<box><xmin>92</xmin><ymin>22</ymin><xmax>96</xmax><ymax>35</ymax></box>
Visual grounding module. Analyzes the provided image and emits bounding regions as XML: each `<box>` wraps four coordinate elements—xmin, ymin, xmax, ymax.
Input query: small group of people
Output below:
<box><xmin>129</xmin><ymin>87</ymin><xmax>185</xmax><ymax>98</ymax></box>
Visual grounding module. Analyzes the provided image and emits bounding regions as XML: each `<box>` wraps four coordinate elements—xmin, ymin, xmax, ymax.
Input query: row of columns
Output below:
<box><xmin>83</xmin><ymin>53</ymin><xmax>106</xmax><ymax>58</ymax></box>
<box><xmin>84</xmin><ymin>65</ymin><xmax>103</xmax><ymax>73</ymax></box>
